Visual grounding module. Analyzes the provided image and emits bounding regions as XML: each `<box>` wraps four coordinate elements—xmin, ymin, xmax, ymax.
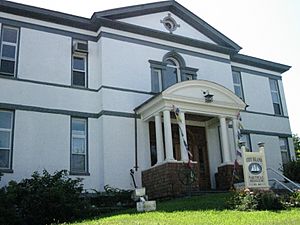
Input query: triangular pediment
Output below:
<box><xmin>93</xmin><ymin>1</ymin><xmax>241</xmax><ymax>51</ymax></box>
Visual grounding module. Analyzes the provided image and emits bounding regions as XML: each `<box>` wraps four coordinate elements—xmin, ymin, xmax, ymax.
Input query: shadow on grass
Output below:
<box><xmin>71</xmin><ymin>193</ymin><xmax>232</xmax><ymax>224</ymax></box>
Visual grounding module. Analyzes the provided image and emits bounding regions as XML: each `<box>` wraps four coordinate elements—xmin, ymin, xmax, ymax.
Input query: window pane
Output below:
<box><xmin>271</xmin><ymin>92</ymin><xmax>280</xmax><ymax>103</ymax></box>
<box><xmin>279</xmin><ymin>138</ymin><xmax>288</xmax><ymax>151</ymax></box>
<box><xmin>234</xmin><ymin>86</ymin><xmax>242</xmax><ymax>98</ymax></box>
<box><xmin>0</xmin><ymin>131</ymin><xmax>10</xmax><ymax>148</ymax></box>
<box><xmin>72</xmin><ymin>138</ymin><xmax>85</xmax><ymax>154</ymax></box>
<box><xmin>151</xmin><ymin>70</ymin><xmax>160</xmax><ymax>93</ymax></box>
<box><xmin>72</xmin><ymin>71</ymin><xmax>85</xmax><ymax>86</ymax></box>
<box><xmin>73</xmin><ymin>57</ymin><xmax>85</xmax><ymax>70</ymax></box>
<box><xmin>269</xmin><ymin>79</ymin><xmax>277</xmax><ymax>91</ymax></box>
<box><xmin>71</xmin><ymin>154</ymin><xmax>85</xmax><ymax>172</ymax></box>
<box><xmin>274</xmin><ymin>103</ymin><xmax>281</xmax><ymax>115</ymax></box>
<box><xmin>232</xmin><ymin>72</ymin><xmax>241</xmax><ymax>84</ymax></box>
<box><xmin>163</xmin><ymin>66</ymin><xmax>177</xmax><ymax>89</ymax></box>
<box><xmin>72</xmin><ymin>119</ymin><xmax>86</xmax><ymax>135</ymax></box>
<box><xmin>0</xmin><ymin>60</ymin><xmax>15</xmax><ymax>74</ymax></box>
<box><xmin>2</xmin><ymin>45</ymin><xmax>16</xmax><ymax>59</ymax></box>
<box><xmin>0</xmin><ymin>111</ymin><xmax>12</xmax><ymax>129</ymax></box>
<box><xmin>281</xmin><ymin>151</ymin><xmax>289</xmax><ymax>165</ymax></box>
<box><xmin>0</xmin><ymin>149</ymin><xmax>9</xmax><ymax>168</ymax></box>
<box><xmin>240</xmin><ymin>134</ymin><xmax>251</xmax><ymax>151</ymax></box>
<box><xmin>2</xmin><ymin>27</ymin><xmax>18</xmax><ymax>43</ymax></box>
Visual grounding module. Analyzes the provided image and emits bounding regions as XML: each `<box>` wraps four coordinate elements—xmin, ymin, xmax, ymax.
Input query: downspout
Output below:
<box><xmin>134</xmin><ymin>110</ymin><xmax>138</xmax><ymax>171</ymax></box>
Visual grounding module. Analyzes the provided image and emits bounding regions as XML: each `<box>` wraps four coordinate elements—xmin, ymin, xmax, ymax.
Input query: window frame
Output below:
<box><xmin>0</xmin><ymin>25</ymin><xmax>19</xmax><ymax>77</ymax></box>
<box><xmin>269</xmin><ymin>79</ymin><xmax>283</xmax><ymax>115</ymax></box>
<box><xmin>279</xmin><ymin>137</ymin><xmax>290</xmax><ymax>165</ymax></box>
<box><xmin>0</xmin><ymin>110</ymin><xmax>14</xmax><ymax>172</ymax></box>
<box><xmin>71</xmin><ymin>54</ymin><xmax>87</xmax><ymax>88</ymax></box>
<box><xmin>70</xmin><ymin>117</ymin><xmax>89</xmax><ymax>175</ymax></box>
<box><xmin>232</xmin><ymin>71</ymin><xmax>245</xmax><ymax>101</ymax></box>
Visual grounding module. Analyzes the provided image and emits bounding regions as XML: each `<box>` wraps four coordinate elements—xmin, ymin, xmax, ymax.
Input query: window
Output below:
<box><xmin>0</xmin><ymin>110</ymin><xmax>13</xmax><ymax>170</ymax></box>
<box><xmin>71</xmin><ymin>118</ymin><xmax>88</xmax><ymax>174</ymax></box>
<box><xmin>72</xmin><ymin>55</ymin><xmax>86</xmax><ymax>87</ymax></box>
<box><xmin>240</xmin><ymin>133</ymin><xmax>251</xmax><ymax>151</ymax></box>
<box><xmin>279</xmin><ymin>137</ymin><xmax>290</xmax><ymax>165</ymax></box>
<box><xmin>232</xmin><ymin>71</ymin><xmax>244</xmax><ymax>100</ymax></box>
<box><xmin>151</xmin><ymin>69</ymin><xmax>162</xmax><ymax>93</ymax></box>
<box><xmin>269</xmin><ymin>79</ymin><xmax>282</xmax><ymax>115</ymax></box>
<box><xmin>163</xmin><ymin>58</ymin><xmax>180</xmax><ymax>90</ymax></box>
<box><xmin>0</xmin><ymin>26</ymin><xmax>19</xmax><ymax>76</ymax></box>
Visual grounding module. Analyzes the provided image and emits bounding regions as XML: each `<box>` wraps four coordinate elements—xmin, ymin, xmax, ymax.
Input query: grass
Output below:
<box><xmin>64</xmin><ymin>193</ymin><xmax>300</xmax><ymax>225</ymax></box>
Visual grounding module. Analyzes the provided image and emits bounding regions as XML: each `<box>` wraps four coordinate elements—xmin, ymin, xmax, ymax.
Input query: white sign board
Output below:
<box><xmin>242</xmin><ymin>147</ymin><xmax>269</xmax><ymax>189</ymax></box>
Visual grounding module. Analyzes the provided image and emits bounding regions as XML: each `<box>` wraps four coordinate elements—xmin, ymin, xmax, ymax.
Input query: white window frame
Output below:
<box><xmin>232</xmin><ymin>71</ymin><xmax>244</xmax><ymax>100</ymax></box>
<box><xmin>154</xmin><ymin>68</ymin><xmax>162</xmax><ymax>92</ymax></box>
<box><xmin>0</xmin><ymin>26</ymin><xmax>19</xmax><ymax>76</ymax></box>
<box><xmin>72</xmin><ymin>54</ymin><xmax>87</xmax><ymax>88</ymax></box>
<box><xmin>269</xmin><ymin>79</ymin><xmax>282</xmax><ymax>115</ymax></box>
<box><xmin>71</xmin><ymin>118</ymin><xmax>88</xmax><ymax>174</ymax></box>
<box><xmin>0</xmin><ymin>110</ymin><xmax>13</xmax><ymax>170</ymax></box>
<box><xmin>279</xmin><ymin>137</ymin><xmax>290</xmax><ymax>165</ymax></box>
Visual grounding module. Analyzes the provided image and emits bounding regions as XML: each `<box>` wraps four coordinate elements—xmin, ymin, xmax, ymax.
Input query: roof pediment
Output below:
<box><xmin>92</xmin><ymin>1</ymin><xmax>241</xmax><ymax>51</ymax></box>
<box><xmin>136</xmin><ymin>80</ymin><xmax>247</xmax><ymax>121</ymax></box>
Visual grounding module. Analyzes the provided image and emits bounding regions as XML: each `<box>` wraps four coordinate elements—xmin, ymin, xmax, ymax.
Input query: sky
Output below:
<box><xmin>9</xmin><ymin>0</ymin><xmax>300</xmax><ymax>135</ymax></box>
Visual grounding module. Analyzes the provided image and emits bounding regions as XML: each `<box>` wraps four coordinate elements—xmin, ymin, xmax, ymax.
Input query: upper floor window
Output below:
<box><xmin>269</xmin><ymin>79</ymin><xmax>282</xmax><ymax>115</ymax></box>
<box><xmin>279</xmin><ymin>137</ymin><xmax>290</xmax><ymax>165</ymax></box>
<box><xmin>72</xmin><ymin>40</ymin><xmax>88</xmax><ymax>88</ymax></box>
<box><xmin>232</xmin><ymin>71</ymin><xmax>244</xmax><ymax>100</ymax></box>
<box><xmin>0</xmin><ymin>26</ymin><xmax>19</xmax><ymax>76</ymax></box>
<box><xmin>0</xmin><ymin>110</ymin><xmax>14</xmax><ymax>170</ymax></box>
<box><xmin>150</xmin><ymin>51</ymin><xmax>198</xmax><ymax>93</ymax></box>
<box><xmin>71</xmin><ymin>118</ymin><xmax>88</xmax><ymax>174</ymax></box>
<box><xmin>240</xmin><ymin>133</ymin><xmax>251</xmax><ymax>151</ymax></box>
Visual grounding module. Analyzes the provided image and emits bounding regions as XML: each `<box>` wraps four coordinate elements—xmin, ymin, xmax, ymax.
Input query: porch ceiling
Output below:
<box><xmin>135</xmin><ymin>80</ymin><xmax>247</xmax><ymax>121</ymax></box>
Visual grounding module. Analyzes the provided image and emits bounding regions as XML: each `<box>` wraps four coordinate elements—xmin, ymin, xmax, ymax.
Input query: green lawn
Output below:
<box><xmin>65</xmin><ymin>193</ymin><xmax>300</xmax><ymax>225</ymax></box>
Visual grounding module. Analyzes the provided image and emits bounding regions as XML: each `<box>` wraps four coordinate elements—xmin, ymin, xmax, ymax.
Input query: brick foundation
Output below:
<box><xmin>142</xmin><ymin>162</ymin><xmax>199</xmax><ymax>199</ymax></box>
<box><xmin>215</xmin><ymin>164</ymin><xmax>244</xmax><ymax>190</ymax></box>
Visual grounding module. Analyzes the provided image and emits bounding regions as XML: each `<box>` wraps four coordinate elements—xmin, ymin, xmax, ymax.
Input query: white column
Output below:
<box><xmin>178</xmin><ymin>112</ymin><xmax>189</xmax><ymax>162</ymax></box>
<box><xmin>163</xmin><ymin>110</ymin><xmax>174</xmax><ymax>161</ymax></box>
<box><xmin>232</xmin><ymin>118</ymin><xmax>239</xmax><ymax>152</ymax></box>
<box><xmin>219</xmin><ymin>116</ymin><xmax>231</xmax><ymax>164</ymax></box>
<box><xmin>155</xmin><ymin>113</ymin><xmax>164</xmax><ymax>163</ymax></box>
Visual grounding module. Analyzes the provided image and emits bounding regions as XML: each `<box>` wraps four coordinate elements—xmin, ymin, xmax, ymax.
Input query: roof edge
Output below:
<box><xmin>231</xmin><ymin>54</ymin><xmax>291</xmax><ymax>73</ymax></box>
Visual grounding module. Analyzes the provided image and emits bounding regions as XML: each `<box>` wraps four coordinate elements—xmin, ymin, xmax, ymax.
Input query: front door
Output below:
<box><xmin>187</xmin><ymin>126</ymin><xmax>211</xmax><ymax>190</ymax></box>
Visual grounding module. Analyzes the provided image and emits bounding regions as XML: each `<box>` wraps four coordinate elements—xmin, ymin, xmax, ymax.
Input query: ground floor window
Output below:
<box><xmin>0</xmin><ymin>110</ymin><xmax>14</xmax><ymax>170</ymax></box>
<box><xmin>279</xmin><ymin>137</ymin><xmax>290</xmax><ymax>165</ymax></box>
<box><xmin>71</xmin><ymin>118</ymin><xmax>88</xmax><ymax>174</ymax></box>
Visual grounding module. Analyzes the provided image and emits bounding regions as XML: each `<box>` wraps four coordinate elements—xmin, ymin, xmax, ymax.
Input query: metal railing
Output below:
<box><xmin>267</xmin><ymin>167</ymin><xmax>300</xmax><ymax>192</ymax></box>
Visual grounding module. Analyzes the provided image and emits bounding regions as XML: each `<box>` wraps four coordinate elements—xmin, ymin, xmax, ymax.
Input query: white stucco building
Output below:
<box><xmin>0</xmin><ymin>1</ymin><xmax>294</xmax><ymax>192</ymax></box>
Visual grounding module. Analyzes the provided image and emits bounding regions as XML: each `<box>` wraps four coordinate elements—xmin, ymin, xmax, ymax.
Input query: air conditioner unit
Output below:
<box><xmin>73</xmin><ymin>42</ymin><xmax>88</xmax><ymax>53</ymax></box>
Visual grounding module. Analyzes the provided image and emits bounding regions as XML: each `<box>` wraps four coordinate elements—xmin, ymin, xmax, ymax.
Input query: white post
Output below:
<box><xmin>178</xmin><ymin>112</ymin><xmax>189</xmax><ymax>162</ymax></box>
<box><xmin>219</xmin><ymin>116</ymin><xmax>231</xmax><ymax>164</ymax></box>
<box><xmin>232</xmin><ymin>118</ymin><xmax>239</xmax><ymax>153</ymax></box>
<box><xmin>163</xmin><ymin>110</ymin><xmax>174</xmax><ymax>161</ymax></box>
<box><xmin>155</xmin><ymin>114</ymin><xmax>164</xmax><ymax>163</ymax></box>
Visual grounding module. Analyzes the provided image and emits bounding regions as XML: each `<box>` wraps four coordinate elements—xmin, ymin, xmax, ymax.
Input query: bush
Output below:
<box><xmin>3</xmin><ymin>170</ymin><xmax>90</xmax><ymax>225</ymax></box>
<box><xmin>282</xmin><ymin>160</ymin><xmax>300</xmax><ymax>183</ymax></box>
<box><xmin>227</xmin><ymin>188</ymin><xmax>285</xmax><ymax>211</ymax></box>
<box><xmin>289</xmin><ymin>190</ymin><xmax>300</xmax><ymax>207</ymax></box>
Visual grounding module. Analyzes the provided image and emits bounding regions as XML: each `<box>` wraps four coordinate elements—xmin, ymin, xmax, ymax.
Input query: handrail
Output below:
<box><xmin>267</xmin><ymin>167</ymin><xmax>300</xmax><ymax>190</ymax></box>
<box><xmin>269</xmin><ymin>178</ymin><xmax>293</xmax><ymax>193</ymax></box>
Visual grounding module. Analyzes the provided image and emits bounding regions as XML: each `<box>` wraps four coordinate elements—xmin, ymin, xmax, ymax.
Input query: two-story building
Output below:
<box><xmin>0</xmin><ymin>0</ymin><xmax>294</xmax><ymax>195</ymax></box>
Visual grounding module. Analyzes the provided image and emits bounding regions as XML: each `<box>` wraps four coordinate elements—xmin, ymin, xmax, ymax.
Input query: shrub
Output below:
<box><xmin>227</xmin><ymin>188</ymin><xmax>285</xmax><ymax>211</ymax></box>
<box><xmin>282</xmin><ymin>160</ymin><xmax>300</xmax><ymax>183</ymax></box>
<box><xmin>289</xmin><ymin>190</ymin><xmax>300</xmax><ymax>207</ymax></box>
<box><xmin>5</xmin><ymin>170</ymin><xmax>90</xmax><ymax>225</ymax></box>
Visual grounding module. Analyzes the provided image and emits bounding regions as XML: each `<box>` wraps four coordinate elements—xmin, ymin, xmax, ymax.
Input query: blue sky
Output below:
<box><xmin>11</xmin><ymin>0</ymin><xmax>300</xmax><ymax>135</ymax></box>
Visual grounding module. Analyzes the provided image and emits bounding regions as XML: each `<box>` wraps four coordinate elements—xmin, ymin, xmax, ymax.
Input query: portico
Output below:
<box><xmin>136</xmin><ymin>80</ymin><xmax>246</xmax><ymax>196</ymax></box>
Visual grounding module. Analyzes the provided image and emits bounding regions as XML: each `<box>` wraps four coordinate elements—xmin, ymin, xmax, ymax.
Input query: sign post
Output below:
<box><xmin>242</xmin><ymin>142</ymin><xmax>269</xmax><ymax>189</ymax></box>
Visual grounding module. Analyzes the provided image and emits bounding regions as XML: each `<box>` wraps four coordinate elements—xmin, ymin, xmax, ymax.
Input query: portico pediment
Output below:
<box><xmin>136</xmin><ymin>80</ymin><xmax>247</xmax><ymax>121</ymax></box>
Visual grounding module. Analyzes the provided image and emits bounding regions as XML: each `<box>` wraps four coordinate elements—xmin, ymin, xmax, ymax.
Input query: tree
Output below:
<box><xmin>293</xmin><ymin>134</ymin><xmax>300</xmax><ymax>160</ymax></box>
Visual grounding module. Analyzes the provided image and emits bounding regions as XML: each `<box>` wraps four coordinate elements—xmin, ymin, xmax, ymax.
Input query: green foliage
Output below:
<box><xmin>293</xmin><ymin>134</ymin><xmax>300</xmax><ymax>160</ymax></box>
<box><xmin>289</xmin><ymin>190</ymin><xmax>300</xmax><ymax>207</ymax></box>
<box><xmin>282</xmin><ymin>160</ymin><xmax>300</xmax><ymax>183</ymax></box>
<box><xmin>1</xmin><ymin>170</ymin><xmax>91</xmax><ymax>225</ymax></box>
<box><xmin>227</xmin><ymin>189</ymin><xmax>285</xmax><ymax>211</ymax></box>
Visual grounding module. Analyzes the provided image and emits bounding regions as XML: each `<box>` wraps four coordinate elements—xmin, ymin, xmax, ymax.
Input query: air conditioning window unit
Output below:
<box><xmin>73</xmin><ymin>42</ymin><xmax>88</xmax><ymax>53</ymax></box>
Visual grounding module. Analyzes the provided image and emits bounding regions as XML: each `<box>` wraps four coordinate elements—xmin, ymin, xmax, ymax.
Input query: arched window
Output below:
<box><xmin>163</xmin><ymin>58</ymin><xmax>180</xmax><ymax>90</ymax></box>
<box><xmin>150</xmin><ymin>51</ymin><xmax>198</xmax><ymax>93</ymax></box>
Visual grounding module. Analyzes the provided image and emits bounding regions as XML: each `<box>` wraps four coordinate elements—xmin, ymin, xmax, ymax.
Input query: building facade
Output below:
<box><xmin>0</xmin><ymin>1</ymin><xmax>294</xmax><ymax>192</ymax></box>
